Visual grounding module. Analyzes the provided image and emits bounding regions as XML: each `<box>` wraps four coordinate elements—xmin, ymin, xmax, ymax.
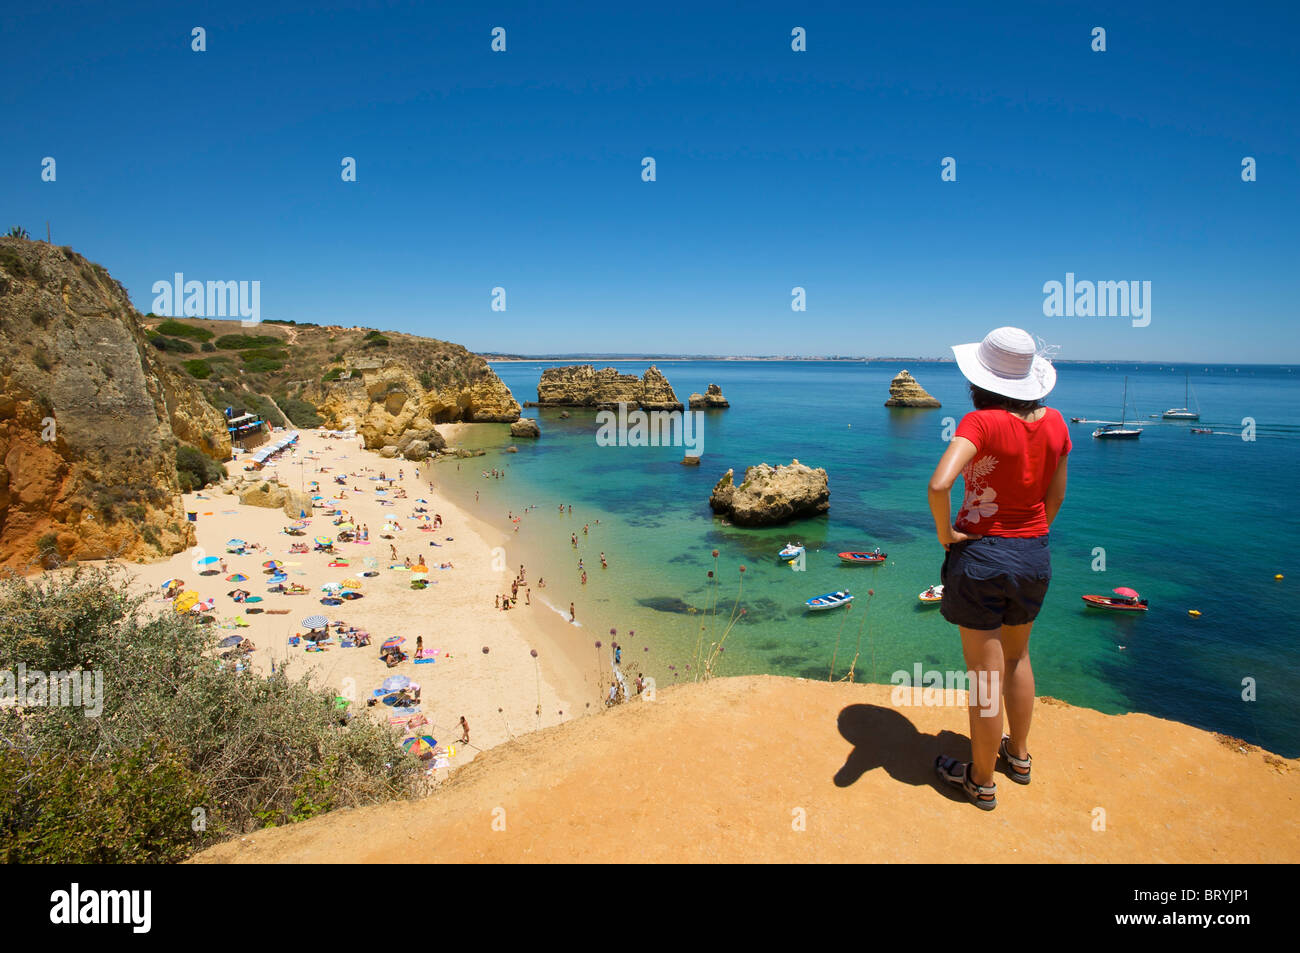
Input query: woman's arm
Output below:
<box><xmin>1044</xmin><ymin>455</ymin><xmax>1068</xmax><ymax>526</ymax></box>
<box><xmin>928</xmin><ymin>436</ymin><xmax>981</xmax><ymax>548</ymax></box>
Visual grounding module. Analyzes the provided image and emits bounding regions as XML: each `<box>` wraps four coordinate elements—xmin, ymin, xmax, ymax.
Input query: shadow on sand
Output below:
<box><xmin>834</xmin><ymin>703</ymin><xmax>975</xmax><ymax>805</ymax></box>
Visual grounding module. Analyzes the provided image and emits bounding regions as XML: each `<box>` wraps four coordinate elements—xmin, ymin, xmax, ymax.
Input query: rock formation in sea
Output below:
<box><xmin>509</xmin><ymin>418</ymin><xmax>540</xmax><ymax>439</ymax></box>
<box><xmin>708</xmin><ymin>459</ymin><xmax>830</xmax><ymax>526</ymax></box>
<box><xmin>681</xmin><ymin>455</ymin><xmax>701</xmax><ymax>466</ymax></box>
<box><xmin>309</xmin><ymin>355</ymin><xmax>520</xmax><ymax>452</ymax></box>
<box><xmin>884</xmin><ymin>369</ymin><xmax>941</xmax><ymax>407</ymax></box>
<box><xmin>0</xmin><ymin>238</ymin><xmax>230</xmax><ymax>569</ymax></box>
<box><xmin>688</xmin><ymin>383</ymin><xmax>730</xmax><ymax>409</ymax></box>
<box><xmin>536</xmin><ymin>365</ymin><xmax>683</xmax><ymax>411</ymax></box>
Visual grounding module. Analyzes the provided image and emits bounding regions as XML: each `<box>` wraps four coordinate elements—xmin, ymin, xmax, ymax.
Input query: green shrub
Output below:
<box><xmin>151</xmin><ymin>336</ymin><xmax>196</xmax><ymax>354</ymax></box>
<box><xmin>215</xmin><ymin>334</ymin><xmax>281</xmax><ymax>350</ymax></box>
<box><xmin>183</xmin><ymin>359</ymin><xmax>212</xmax><ymax>379</ymax></box>
<box><xmin>0</xmin><ymin>567</ymin><xmax>424</xmax><ymax>861</ymax></box>
<box><xmin>321</xmin><ymin>367</ymin><xmax>344</xmax><ymax>382</ymax></box>
<box><xmin>176</xmin><ymin>444</ymin><xmax>225</xmax><ymax>490</ymax></box>
<box><xmin>201</xmin><ymin>341</ymin><xmax>215</xmax><ymax>352</ymax></box>
<box><xmin>156</xmin><ymin>319</ymin><xmax>215</xmax><ymax>342</ymax></box>
<box><xmin>363</xmin><ymin>332</ymin><xmax>389</xmax><ymax>348</ymax></box>
<box><xmin>241</xmin><ymin>355</ymin><xmax>285</xmax><ymax>373</ymax></box>
<box><xmin>277</xmin><ymin>396</ymin><xmax>323</xmax><ymax>428</ymax></box>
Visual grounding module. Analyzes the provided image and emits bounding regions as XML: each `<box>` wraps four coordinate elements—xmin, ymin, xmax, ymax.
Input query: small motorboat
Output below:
<box><xmin>1082</xmin><ymin>587</ymin><xmax>1148</xmax><ymax>612</ymax></box>
<box><xmin>778</xmin><ymin>542</ymin><xmax>805</xmax><ymax>562</ymax></box>
<box><xmin>806</xmin><ymin>590</ymin><xmax>853</xmax><ymax>611</ymax></box>
<box><xmin>838</xmin><ymin>550</ymin><xmax>886</xmax><ymax>564</ymax></box>
<box><xmin>1191</xmin><ymin>428</ymin><xmax>1213</xmax><ymax>434</ymax></box>
<box><xmin>918</xmin><ymin>585</ymin><xmax>944</xmax><ymax>604</ymax></box>
<box><xmin>1070</xmin><ymin>416</ymin><xmax>1085</xmax><ymax>423</ymax></box>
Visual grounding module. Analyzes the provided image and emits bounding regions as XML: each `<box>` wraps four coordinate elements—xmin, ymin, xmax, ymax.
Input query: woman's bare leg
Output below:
<box><xmin>1000</xmin><ymin>621</ymin><xmax>1035</xmax><ymax>762</ymax></box>
<box><xmin>959</xmin><ymin>626</ymin><xmax>1004</xmax><ymax>787</ymax></box>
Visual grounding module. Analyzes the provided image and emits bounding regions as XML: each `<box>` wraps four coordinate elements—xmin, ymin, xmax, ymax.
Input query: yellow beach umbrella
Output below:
<box><xmin>173</xmin><ymin>591</ymin><xmax>199</xmax><ymax>613</ymax></box>
<box><xmin>340</xmin><ymin>578</ymin><xmax>363</xmax><ymax>590</ymax></box>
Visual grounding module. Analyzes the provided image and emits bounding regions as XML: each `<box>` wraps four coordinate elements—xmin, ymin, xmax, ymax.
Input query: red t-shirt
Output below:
<box><xmin>953</xmin><ymin>408</ymin><xmax>1071</xmax><ymax>537</ymax></box>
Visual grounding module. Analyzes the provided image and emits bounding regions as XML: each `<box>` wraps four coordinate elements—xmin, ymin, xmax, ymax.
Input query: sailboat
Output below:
<box><xmin>1093</xmin><ymin>377</ymin><xmax>1143</xmax><ymax>440</ymax></box>
<box><xmin>1162</xmin><ymin>372</ymin><xmax>1200</xmax><ymax>420</ymax></box>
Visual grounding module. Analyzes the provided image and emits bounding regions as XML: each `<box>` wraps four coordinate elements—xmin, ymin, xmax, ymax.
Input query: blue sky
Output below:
<box><xmin>5</xmin><ymin>1</ymin><xmax>1297</xmax><ymax>360</ymax></box>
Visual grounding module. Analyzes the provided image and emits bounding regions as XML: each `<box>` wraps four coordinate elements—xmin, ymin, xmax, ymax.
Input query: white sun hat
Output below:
<box><xmin>951</xmin><ymin>327</ymin><xmax>1057</xmax><ymax>401</ymax></box>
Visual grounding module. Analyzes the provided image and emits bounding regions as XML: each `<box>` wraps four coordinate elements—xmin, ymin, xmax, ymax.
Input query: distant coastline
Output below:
<box><xmin>481</xmin><ymin>354</ymin><xmax>1299</xmax><ymax>367</ymax></box>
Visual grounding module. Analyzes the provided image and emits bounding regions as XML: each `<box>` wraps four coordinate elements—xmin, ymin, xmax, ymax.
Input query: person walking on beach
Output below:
<box><xmin>928</xmin><ymin>327</ymin><xmax>1069</xmax><ymax>811</ymax></box>
<box><xmin>458</xmin><ymin>716</ymin><xmax>470</xmax><ymax>744</ymax></box>
<box><xmin>569</xmin><ymin>602</ymin><xmax>575</xmax><ymax>622</ymax></box>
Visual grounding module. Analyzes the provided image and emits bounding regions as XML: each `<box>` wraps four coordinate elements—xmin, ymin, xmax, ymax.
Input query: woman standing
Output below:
<box><xmin>927</xmin><ymin>328</ymin><xmax>1070</xmax><ymax>810</ymax></box>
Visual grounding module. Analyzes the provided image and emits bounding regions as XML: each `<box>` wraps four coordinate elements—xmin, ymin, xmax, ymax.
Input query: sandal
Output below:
<box><xmin>999</xmin><ymin>735</ymin><xmax>1032</xmax><ymax>784</ymax></box>
<box><xmin>934</xmin><ymin>755</ymin><xmax>997</xmax><ymax>811</ymax></box>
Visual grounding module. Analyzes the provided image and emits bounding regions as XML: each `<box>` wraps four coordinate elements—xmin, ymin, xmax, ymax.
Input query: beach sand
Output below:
<box><xmin>194</xmin><ymin>675</ymin><xmax>1300</xmax><ymax>863</ymax></box>
<box><xmin>97</xmin><ymin>427</ymin><xmax>603</xmax><ymax>774</ymax></box>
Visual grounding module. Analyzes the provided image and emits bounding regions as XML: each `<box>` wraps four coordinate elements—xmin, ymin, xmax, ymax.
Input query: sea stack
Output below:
<box><xmin>688</xmin><ymin>384</ymin><xmax>730</xmax><ymax>409</ymax></box>
<box><xmin>708</xmin><ymin>459</ymin><xmax>829</xmax><ymax>526</ymax></box>
<box><xmin>510</xmin><ymin>418</ymin><xmax>541</xmax><ymax>438</ymax></box>
<box><xmin>884</xmin><ymin>370</ymin><xmax>941</xmax><ymax>408</ymax></box>
<box><xmin>536</xmin><ymin>364</ymin><xmax>683</xmax><ymax>411</ymax></box>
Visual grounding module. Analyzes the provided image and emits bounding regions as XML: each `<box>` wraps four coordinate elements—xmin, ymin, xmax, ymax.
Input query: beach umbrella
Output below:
<box><xmin>321</xmin><ymin>582</ymin><xmax>342</xmax><ymax>592</ymax></box>
<box><xmin>226</xmin><ymin>573</ymin><xmax>249</xmax><ymax>582</ymax></box>
<box><xmin>292</xmin><ymin>519</ymin><xmax>310</xmax><ymax>529</ymax></box>
<box><xmin>314</xmin><ymin>536</ymin><xmax>332</xmax><ymax>546</ymax></box>
<box><xmin>301</xmin><ymin>614</ymin><xmax>329</xmax><ymax>630</ymax></box>
<box><xmin>402</xmin><ymin>735</ymin><xmax>437</xmax><ymax>757</ymax></box>
<box><xmin>381</xmin><ymin>636</ymin><xmax>406</xmax><ymax>649</ymax></box>
<box><xmin>411</xmin><ymin>563</ymin><xmax>428</xmax><ymax>573</ymax></box>
<box><xmin>364</xmin><ymin>558</ymin><xmax>379</xmax><ymax>569</ymax></box>
<box><xmin>197</xmin><ymin>555</ymin><xmax>219</xmax><ymax>565</ymax></box>
<box><xmin>218</xmin><ymin>635</ymin><xmax>244</xmax><ymax>648</ymax></box>
<box><xmin>268</xmin><ymin>572</ymin><xmax>288</xmax><ymax>584</ymax></box>
<box><xmin>410</xmin><ymin>572</ymin><xmax>428</xmax><ymax>583</ymax></box>
<box><xmin>263</xmin><ymin>560</ymin><xmax>282</xmax><ymax>570</ymax></box>
<box><xmin>1113</xmin><ymin>587</ymin><xmax>1141</xmax><ymax>598</ymax></box>
<box><xmin>227</xmin><ymin>538</ymin><xmax>246</xmax><ymax>548</ymax></box>
<box><xmin>382</xmin><ymin>675</ymin><xmax>411</xmax><ymax>692</ymax></box>
<box><xmin>173</xmin><ymin>591</ymin><xmax>199</xmax><ymax>613</ymax></box>
<box><xmin>340</xmin><ymin>578</ymin><xmax>363</xmax><ymax>590</ymax></box>
<box><xmin>337</xmin><ymin>522</ymin><xmax>356</xmax><ymax>531</ymax></box>
<box><xmin>160</xmin><ymin>578</ymin><xmax>184</xmax><ymax>590</ymax></box>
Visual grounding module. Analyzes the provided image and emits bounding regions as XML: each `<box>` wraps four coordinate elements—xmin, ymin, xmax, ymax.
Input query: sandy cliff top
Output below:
<box><xmin>194</xmin><ymin>675</ymin><xmax>1298</xmax><ymax>863</ymax></box>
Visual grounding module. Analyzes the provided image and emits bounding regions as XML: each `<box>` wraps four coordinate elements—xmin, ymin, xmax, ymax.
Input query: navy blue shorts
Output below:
<box><xmin>940</xmin><ymin>535</ymin><xmax>1052</xmax><ymax>630</ymax></box>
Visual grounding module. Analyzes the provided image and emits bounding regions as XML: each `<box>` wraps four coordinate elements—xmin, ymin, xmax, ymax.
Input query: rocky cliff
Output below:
<box><xmin>688</xmin><ymin>383</ymin><xmax>730</xmax><ymax>409</ymax></box>
<box><xmin>537</xmin><ymin>365</ymin><xmax>683</xmax><ymax>411</ymax></box>
<box><xmin>884</xmin><ymin>369</ymin><xmax>941</xmax><ymax>407</ymax></box>
<box><xmin>0</xmin><ymin>239</ymin><xmax>230</xmax><ymax>571</ymax></box>
<box><xmin>307</xmin><ymin>356</ymin><xmax>519</xmax><ymax>452</ymax></box>
<box><xmin>709</xmin><ymin>459</ymin><xmax>830</xmax><ymax>526</ymax></box>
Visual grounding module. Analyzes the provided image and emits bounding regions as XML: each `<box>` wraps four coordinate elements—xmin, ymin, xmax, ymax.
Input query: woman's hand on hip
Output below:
<box><xmin>940</xmin><ymin>527</ymin><xmax>982</xmax><ymax>551</ymax></box>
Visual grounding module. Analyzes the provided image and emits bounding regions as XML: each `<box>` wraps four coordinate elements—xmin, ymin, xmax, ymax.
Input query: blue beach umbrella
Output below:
<box><xmin>218</xmin><ymin>635</ymin><xmax>244</xmax><ymax>648</ymax></box>
<box><xmin>198</xmin><ymin>555</ymin><xmax>220</xmax><ymax>565</ymax></box>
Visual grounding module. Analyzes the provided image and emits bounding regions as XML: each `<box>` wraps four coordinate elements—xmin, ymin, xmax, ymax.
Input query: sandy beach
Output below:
<box><xmin>94</xmin><ymin>426</ymin><xmax>604</xmax><ymax>774</ymax></box>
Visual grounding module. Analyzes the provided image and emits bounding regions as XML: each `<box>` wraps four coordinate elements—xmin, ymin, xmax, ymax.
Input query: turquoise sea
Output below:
<box><xmin>429</xmin><ymin>360</ymin><xmax>1299</xmax><ymax>756</ymax></box>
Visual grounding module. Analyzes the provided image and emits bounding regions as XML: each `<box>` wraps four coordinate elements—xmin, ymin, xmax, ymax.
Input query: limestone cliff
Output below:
<box><xmin>884</xmin><ymin>369</ymin><xmax>941</xmax><ymax>408</ymax></box>
<box><xmin>0</xmin><ymin>238</ymin><xmax>230</xmax><ymax>570</ymax></box>
<box><xmin>709</xmin><ymin>459</ymin><xmax>830</xmax><ymax>526</ymax></box>
<box><xmin>537</xmin><ymin>365</ymin><xmax>683</xmax><ymax>411</ymax></box>
<box><xmin>308</xmin><ymin>355</ymin><xmax>519</xmax><ymax>451</ymax></box>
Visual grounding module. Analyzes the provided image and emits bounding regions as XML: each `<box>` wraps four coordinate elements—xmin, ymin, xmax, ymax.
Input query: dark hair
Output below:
<box><xmin>969</xmin><ymin>384</ymin><xmax>1043</xmax><ymax>414</ymax></box>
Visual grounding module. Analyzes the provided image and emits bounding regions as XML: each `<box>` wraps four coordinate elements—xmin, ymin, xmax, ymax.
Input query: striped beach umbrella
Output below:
<box><xmin>226</xmin><ymin>573</ymin><xmax>249</xmax><ymax>582</ymax></box>
<box><xmin>402</xmin><ymin>735</ymin><xmax>437</xmax><ymax>757</ymax></box>
<box><xmin>340</xmin><ymin>578</ymin><xmax>363</xmax><ymax>590</ymax></box>
<box><xmin>314</xmin><ymin>536</ymin><xmax>332</xmax><ymax>546</ymax></box>
<box><xmin>381</xmin><ymin>636</ymin><xmax>406</xmax><ymax>649</ymax></box>
<box><xmin>301</xmin><ymin>614</ymin><xmax>329</xmax><ymax>630</ymax></box>
<box><xmin>320</xmin><ymin>582</ymin><xmax>342</xmax><ymax>593</ymax></box>
<box><xmin>262</xmin><ymin>560</ymin><xmax>282</xmax><ymax>570</ymax></box>
<box><xmin>160</xmin><ymin>578</ymin><xmax>184</xmax><ymax>590</ymax></box>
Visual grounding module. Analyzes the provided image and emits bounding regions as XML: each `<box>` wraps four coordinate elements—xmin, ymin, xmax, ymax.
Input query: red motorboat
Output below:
<box><xmin>838</xmin><ymin>550</ymin><xmax>886</xmax><ymax>565</ymax></box>
<box><xmin>1082</xmin><ymin>587</ymin><xmax>1148</xmax><ymax>612</ymax></box>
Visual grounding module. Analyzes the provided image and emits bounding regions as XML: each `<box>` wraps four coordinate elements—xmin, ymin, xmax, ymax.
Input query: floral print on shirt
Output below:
<box><xmin>958</xmin><ymin>455</ymin><xmax>1000</xmax><ymax>525</ymax></box>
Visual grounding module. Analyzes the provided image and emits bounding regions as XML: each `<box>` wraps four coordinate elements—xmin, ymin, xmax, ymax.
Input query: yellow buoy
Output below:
<box><xmin>1276</xmin><ymin>574</ymin><xmax>1284</xmax><ymax>580</ymax></box>
<box><xmin>1189</xmin><ymin>609</ymin><xmax>1202</xmax><ymax>617</ymax></box>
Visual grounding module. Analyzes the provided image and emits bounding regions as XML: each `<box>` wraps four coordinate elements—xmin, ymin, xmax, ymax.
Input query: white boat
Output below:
<box><xmin>778</xmin><ymin>542</ymin><xmax>805</xmax><ymax>562</ymax></box>
<box><xmin>918</xmin><ymin>585</ymin><xmax>944</xmax><ymax>604</ymax></box>
<box><xmin>1094</xmin><ymin>377</ymin><xmax>1143</xmax><ymax>440</ymax></box>
<box><xmin>805</xmin><ymin>590</ymin><xmax>853</xmax><ymax>611</ymax></box>
<box><xmin>1162</xmin><ymin>372</ymin><xmax>1200</xmax><ymax>420</ymax></box>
